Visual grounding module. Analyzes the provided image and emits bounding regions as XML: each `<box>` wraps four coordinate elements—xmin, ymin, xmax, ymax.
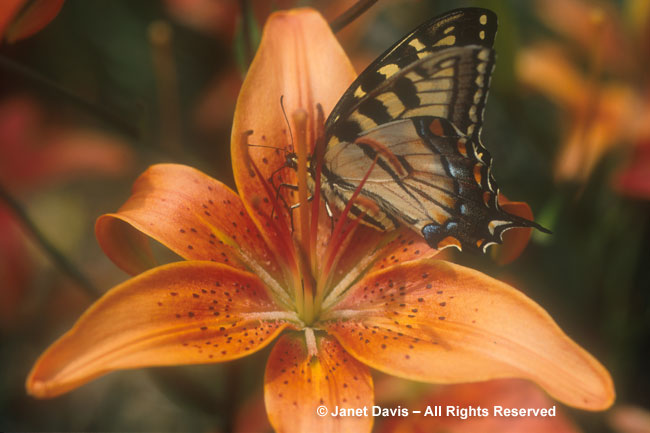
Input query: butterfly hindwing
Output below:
<box><xmin>322</xmin><ymin>115</ymin><xmax>529</xmax><ymax>252</ymax></box>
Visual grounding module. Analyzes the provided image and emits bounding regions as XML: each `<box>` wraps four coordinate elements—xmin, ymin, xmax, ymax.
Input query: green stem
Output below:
<box><xmin>0</xmin><ymin>184</ymin><xmax>101</xmax><ymax>299</ymax></box>
<box><xmin>330</xmin><ymin>0</ymin><xmax>378</xmax><ymax>33</ymax></box>
<box><xmin>240</xmin><ymin>0</ymin><xmax>253</xmax><ymax>67</ymax></box>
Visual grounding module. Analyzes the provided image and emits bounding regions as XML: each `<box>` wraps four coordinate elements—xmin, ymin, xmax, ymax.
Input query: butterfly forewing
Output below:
<box><xmin>325</xmin><ymin>8</ymin><xmax>497</xmax><ymax>139</ymax></box>
<box><xmin>318</xmin><ymin>8</ymin><xmax>545</xmax><ymax>252</ymax></box>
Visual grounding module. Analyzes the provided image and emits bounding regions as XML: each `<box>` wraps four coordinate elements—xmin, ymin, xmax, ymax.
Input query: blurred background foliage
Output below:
<box><xmin>0</xmin><ymin>0</ymin><xmax>648</xmax><ymax>432</ymax></box>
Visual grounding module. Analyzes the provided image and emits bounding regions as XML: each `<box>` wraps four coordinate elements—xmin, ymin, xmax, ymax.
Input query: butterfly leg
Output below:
<box><xmin>274</xmin><ymin>183</ymin><xmax>318</xmax><ymax>233</ymax></box>
<box><xmin>270</xmin><ymin>182</ymin><xmax>297</xmax><ymax>221</ymax></box>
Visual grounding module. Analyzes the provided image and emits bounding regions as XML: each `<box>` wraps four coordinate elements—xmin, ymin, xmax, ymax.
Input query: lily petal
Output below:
<box><xmin>323</xmin><ymin>228</ymin><xmax>440</xmax><ymax>310</ymax></box>
<box><xmin>325</xmin><ymin>259</ymin><xmax>614</xmax><ymax>410</ymax></box>
<box><xmin>0</xmin><ymin>0</ymin><xmax>24</xmax><ymax>40</ymax></box>
<box><xmin>491</xmin><ymin>199</ymin><xmax>534</xmax><ymax>265</ymax></box>
<box><xmin>265</xmin><ymin>332</ymin><xmax>373</xmax><ymax>433</ymax></box>
<box><xmin>96</xmin><ymin>164</ymin><xmax>283</xmax><ymax>286</ymax></box>
<box><xmin>4</xmin><ymin>0</ymin><xmax>63</xmax><ymax>43</ymax></box>
<box><xmin>231</xmin><ymin>8</ymin><xmax>356</xmax><ymax>248</ymax></box>
<box><xmin>368</xmin><ymin>229</ymin><xmax>441</xmax><ymax>273</ymax></box>
<box><xmin>27</xmin><ymin>261</ymin><xmax>293</xmax><ymax>398</ymax></box>
<box><xmin>378</xmin><ymin>379</ymin><xmax>581</xmax><ymax>433</ymax></box>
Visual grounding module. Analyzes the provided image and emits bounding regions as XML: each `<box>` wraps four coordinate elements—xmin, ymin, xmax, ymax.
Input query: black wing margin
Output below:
<box><xmin>325</xmin><ymin>7</ymin><xmax>497</xmax><ymax>135</ymax></box>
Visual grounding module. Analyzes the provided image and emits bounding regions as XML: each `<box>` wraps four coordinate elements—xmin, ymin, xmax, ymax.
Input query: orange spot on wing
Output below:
<box><xmin>457</xmin><ymin>139</ymin><xmax>468</xmax><ymax>156</ymax></box>
<box><xmin>428</xmin><ymin>118</ymin><xmax>445</xmax><ymax>136</ymax></box>
<box><xmin>354</xmin><ymin>195</ymin><xmax>381</xmax><ymax>215</ymax></box>
<box><xmin>438</xmin><ymin>236</ymin><xmax>461</xmax><ymax>250</ymax></box>
<box><xmin>473</xmin><ymin>163</ymin><xmax>483</xmax><ymax>186</ymax></box>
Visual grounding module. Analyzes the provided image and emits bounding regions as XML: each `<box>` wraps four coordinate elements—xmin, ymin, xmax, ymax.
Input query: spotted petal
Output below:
<box><xmin>26</xmin><ymin>261</ymin><xmax>294</xmax><ymax>398</ymax></box>
<box><xmin>265</xmin><ymin>332</ymin><xmax>373</xmax><ymax>433</ymax></box>
<box><xmin>491</xmin><ymin>198</ymin><xmax>535</xmax><ymax>265</ymax></box>
<box><xmin>324</xmin><ymin>259</ymin><xmax>614</xmax><ymax>410</ymax></box>
<box><xmin>96</xmin><ymin>164</ymin><xmax>284</xmax><ymax>287</ymax></box>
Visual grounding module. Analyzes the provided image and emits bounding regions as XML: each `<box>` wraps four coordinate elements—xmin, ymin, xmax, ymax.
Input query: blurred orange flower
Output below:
<box><xmin>609</xmin><ymin>405</ymin><xmax>650</xmax><ymax>433</ymax></box>
<box><xmin>516</xmin><ymin>0</ymin><xmax>650</xmax><ymax>184</ymax></box>
<box><xmin>0</xmin><ymin>0</ymin><xmax>64</xmax><ymax>43</ymax></box>
<box><xmin>26</xmin><ymin>9</ymin><xmax>614</xmax><ymax>433</ymax></box>
<box><xmin>616</xmin><ymin>139</ymin><xmax>650</xmax><ymax>198</ymax></box>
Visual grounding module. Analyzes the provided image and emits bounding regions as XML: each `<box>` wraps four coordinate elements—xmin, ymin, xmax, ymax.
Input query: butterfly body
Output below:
<box><xmin>296</xmin><ymin>8</ymin><xmax>547</xmax><ymax>252</ymax></box>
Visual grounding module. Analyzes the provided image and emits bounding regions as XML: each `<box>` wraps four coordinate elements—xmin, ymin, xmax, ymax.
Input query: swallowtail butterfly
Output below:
<box><xmin>301</xmin><ymin>7</ymin><xmax>548</xmax><ymax>253</ymax></box>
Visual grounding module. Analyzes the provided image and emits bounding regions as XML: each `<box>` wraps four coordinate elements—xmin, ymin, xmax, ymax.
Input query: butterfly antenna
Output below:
<box><xmin>280</xmin><ymin>95</ymin><xmax>295</xmax><ymax>152</ymax></box>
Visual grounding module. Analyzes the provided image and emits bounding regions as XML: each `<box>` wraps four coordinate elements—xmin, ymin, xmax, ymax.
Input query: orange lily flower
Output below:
<box><xmin>27</xmin><ymin>9</ymin><xmax>614</xmax><ymax>433</ymax></box>
<box><xmin>609</xmin><ymin>405</ymin><xmax>650</xmax><ymax>433</ymax></box>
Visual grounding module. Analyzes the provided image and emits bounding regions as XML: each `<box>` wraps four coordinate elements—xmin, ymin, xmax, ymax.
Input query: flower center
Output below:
<box><xmin>285</xmin><ymin>107</ymin><xmax>380</xmax><ymax>326</ymax></box>
<box><xmin>245</xmin><ymin>106</ymin><xmax>382</xmax><ymax>327</ymax></box>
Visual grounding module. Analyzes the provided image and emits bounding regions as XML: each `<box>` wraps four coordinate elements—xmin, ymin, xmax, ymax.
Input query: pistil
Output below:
<box><xmin>292</xmin><ymin>109</ymin><xmax>316</xmax><ymax>325</ymax></box>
